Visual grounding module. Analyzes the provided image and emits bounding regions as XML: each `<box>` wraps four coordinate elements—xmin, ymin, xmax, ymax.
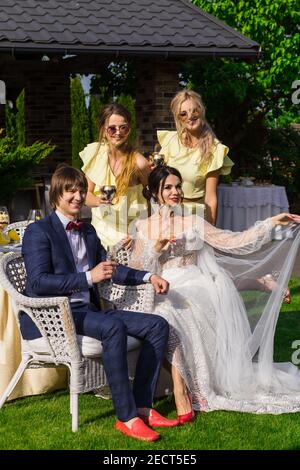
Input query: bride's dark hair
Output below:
<box><xmin>143</xmin><ymin>165</ymin><xmax>183</xmax><ymax>202</ymax></box>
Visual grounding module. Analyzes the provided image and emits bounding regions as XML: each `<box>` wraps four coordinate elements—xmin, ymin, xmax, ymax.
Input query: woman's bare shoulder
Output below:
<box><xmin>135</xmin><ymin>152</ymin><xmax>151</xmax><ymax>170</ymax></box>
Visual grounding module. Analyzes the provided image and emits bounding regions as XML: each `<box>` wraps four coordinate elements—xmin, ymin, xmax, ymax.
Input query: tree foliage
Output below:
<box><xmin>70</xmin><ymin>76</ymin><xmax>90</xmax><ymax>168</ymax></box>
<box><xmin>15</xmin><ymin>89</ymin><xmax>25</xmax><ymax>146</ymax></box>
<box><xmin>192</xmin><ymin>0</ymin><xmax>299</xmax><ymax>118</ymax></box>
<box><xmin>264</xmin><ymin>127</ymin><xmax>300</xmax><ymax>208</ymax></box>
<box><xmin>187</xmin><ymin>0</ymin><xmax>299</xmax><ymax>186</ymax></box>
<box><xmin>88</xmin><ymin>93</ymin><xmax>103</xmax><ymax>141</ymax></box>
<box><xmin>90</xmin><ymin>62</ymin><xmax>136</xmax><ymax>102</ymax></box>
<box><xmin>5</xmin><ymin>89</ymin><xmax>25</xmax><ymax>145</ymax></box>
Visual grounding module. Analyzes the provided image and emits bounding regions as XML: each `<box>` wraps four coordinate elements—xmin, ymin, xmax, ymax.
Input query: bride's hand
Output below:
<box><xmin>154</xmin><ymin>236</ymin><xmax>176</xmax><ymax>252</ymax></box>
<box><xmin>271</xmin><ymin>213</ymin><xmax>300</xmax><ymax>226</ymax></box>
<box><xmin>121</xmin><ymin>235</ymin><xmax>133</xmax><ymax>250</ymax></box>
<box><xmin>154</xmin><ymin>215</ymin><xmax>176</xmax><ymax>252</ymax></box>
<box><xmin>149</xmin><ymin>274</ymin><xmax>169</xmax><ymax>294</ymax></box>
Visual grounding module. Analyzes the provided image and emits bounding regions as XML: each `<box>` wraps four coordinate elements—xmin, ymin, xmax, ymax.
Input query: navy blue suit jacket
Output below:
<box><xmin>22</xmin><ymin>211</ymin><xmax>148</xmax><ymax>307</ymax></box>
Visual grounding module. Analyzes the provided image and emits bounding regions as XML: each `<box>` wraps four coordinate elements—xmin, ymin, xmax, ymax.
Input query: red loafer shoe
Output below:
<box><xmin>139</xmin><ymin>409</ymin><xmax>179</xmax><ymax>428</ymax></box>
<box><xmin>115</xmin><ymin>417</ymin><xmax>160</xmax><ymax>442</ymax></box>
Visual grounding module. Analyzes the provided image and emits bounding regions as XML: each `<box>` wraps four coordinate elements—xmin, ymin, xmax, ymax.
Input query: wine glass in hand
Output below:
<box><xmin>100</xmin><ymin>185</ymin><xmax>116</xmax><ymax>214</ymax></box>
<box><xmin>168</xmin><ymin>210</ymin><xmax>177</xmax><ymax>259</ymax></box>
<box><xmin>106</xmin><ymin>246</ymin><xmax>117</xmax><ymax>284</ymax></box>
<box><xmin>152</xmin><ymin>153</ymin><xmax>165</xmax><ymax>168</ymax></box>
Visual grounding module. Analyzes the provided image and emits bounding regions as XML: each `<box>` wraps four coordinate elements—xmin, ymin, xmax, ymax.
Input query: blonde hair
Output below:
<box><xmin>171</xmin><ymin>89</ymin><xmax>216</xmax><ymax>164</ymax></box>
<box><xmin>94</xmin><ymin>103</ymin><xmax>139</xmax><ymax>199</ymax></box>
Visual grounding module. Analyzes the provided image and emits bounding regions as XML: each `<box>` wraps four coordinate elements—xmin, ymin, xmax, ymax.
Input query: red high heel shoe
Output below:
<box><xmin>177</xmin><ymin>394</ymin><xmax>195</xmax><ymax>425</ymax></box>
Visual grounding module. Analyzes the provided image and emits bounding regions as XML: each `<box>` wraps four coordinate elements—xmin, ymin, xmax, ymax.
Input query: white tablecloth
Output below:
<box><xmin>216</xmin><ymin>184</ymin><xmax>289</xmax><ymax>232</ymax></box>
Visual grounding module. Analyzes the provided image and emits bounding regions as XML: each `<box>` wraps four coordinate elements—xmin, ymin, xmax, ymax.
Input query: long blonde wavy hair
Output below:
<box><xmin>171</xmin><ymin>90</ymin><xmax>216</xmax><ymax>164</ymax></box>
<box><xmin>94</xmin><ymin>103</ymin><xmax>139</xmax><ymax>199</ymax></box>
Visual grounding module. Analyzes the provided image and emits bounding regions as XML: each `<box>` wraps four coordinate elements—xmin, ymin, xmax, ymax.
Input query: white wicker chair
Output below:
<box><xmin>0</xmin><ymin>253</ymin><xmax>107</xmax><ymax>432</ymax></box>
<box><xmin>0</xmin><ymin>249</ymin><xmax>155</xmax><ymax>430</ymax></box>
<box><xmin>4</xmin><ymin>221</ymin><xmax>28</xmax><ymax>243</ymax></box>
<box><xmin>98</xmin><ymin>247</ymin><xmax>155</xmax><ymax>313</ymax></box>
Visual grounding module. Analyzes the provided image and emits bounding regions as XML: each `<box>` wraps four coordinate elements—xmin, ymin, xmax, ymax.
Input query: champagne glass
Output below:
<box><xmin>27</xmin><ymin>209</ymin><xmax>45</xmax><ymax>224</ymax></box>
<box><xmin>169</xmin><ymin>238</ymin><xmax>177</xmax><ymax>259</ymax></box>
<box><xmin>100</xmin><ymin>185</ymin><xmax>116</xmax><ymax>215</ymax></box>
<box><xmin>168</xmin><ymin>210</ymin><xmax>176</xmax><ymax>259</ymax></box>
<box><xmin>106</xmin><ymin>246</ymin><xmax>118</xmax><ymax>285</ymax></box>
<box><xmin>0</xmin><ymin>206</ymin><xmax>10</xmax><ymax>232</ymax></box>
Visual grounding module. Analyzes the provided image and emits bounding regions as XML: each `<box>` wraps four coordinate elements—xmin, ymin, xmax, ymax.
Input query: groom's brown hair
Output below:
<box><xmin>49</xmin><ymin>164</ymin><xmax>88</xmax><ymax>209</ymax></box>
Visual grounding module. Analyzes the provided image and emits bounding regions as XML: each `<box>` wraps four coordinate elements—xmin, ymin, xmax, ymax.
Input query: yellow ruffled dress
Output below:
<box><xmin>157</xmin><ymin>130</ymin><xmax>233</xmax><ymax>200</ymax></box>
<box><xmin>80</xmin><ymin>142</ymin><xmax>147</xmax><ymax>248</ymax></box>
<box><xmin>157</xmin><ymin>130</ymin><xmax>233</xmax><ymax>218</ymax></box>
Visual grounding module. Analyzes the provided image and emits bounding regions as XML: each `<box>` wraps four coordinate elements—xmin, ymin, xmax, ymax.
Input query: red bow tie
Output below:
<box><xmin>66</xmin><ymin>220</ymin><xmax>84</xmax><ymax>231</ymax></box>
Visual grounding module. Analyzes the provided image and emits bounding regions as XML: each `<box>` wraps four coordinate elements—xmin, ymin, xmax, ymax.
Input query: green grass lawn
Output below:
<box><xmin>1</xmin><ymin>279</ymin><xmax>300</xmax><ymax>450</ymax></box>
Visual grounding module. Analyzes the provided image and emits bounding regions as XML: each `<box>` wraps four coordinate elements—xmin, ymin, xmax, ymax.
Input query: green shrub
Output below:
<box><xmin>264</xmin><ymin>126</ymin><xmax>300</xmax><ymax>207</ymax></box>
<box><xmin>0</xmin><ymin>130</ymin><xmax>55</xmax><ymax>204</ymax></box>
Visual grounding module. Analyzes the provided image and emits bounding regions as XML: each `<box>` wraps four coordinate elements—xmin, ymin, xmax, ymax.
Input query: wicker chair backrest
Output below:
<box><xmin>98</xmin><ymin>246</ymin><xmax>155</xmax><ymax>313</ymax></box>
<box><xmin>6</xmin><ymin>255</ymin><xmax>27</xmax><ymax>294</ymax></box>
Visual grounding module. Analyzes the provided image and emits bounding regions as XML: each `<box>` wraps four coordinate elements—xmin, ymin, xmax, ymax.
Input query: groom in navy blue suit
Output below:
<box><xmin>21</xmin><ymin>164</ymin><xmax>178</xmax><ymax>441</ymax></box>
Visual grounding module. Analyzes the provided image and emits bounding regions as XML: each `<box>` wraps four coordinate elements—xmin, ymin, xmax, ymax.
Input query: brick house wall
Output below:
<box><xmin>25</xmin><ymin>71</ymin><xmax>71</xmax><ymax>175</ymax></box>
<box><xmin>135</xmin><ymin>58</ymin><xmax>179</xmax><ymax>152</ymax></box>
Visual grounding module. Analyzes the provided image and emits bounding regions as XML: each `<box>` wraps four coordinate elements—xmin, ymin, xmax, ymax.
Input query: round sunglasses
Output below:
<box><xmin>106</xmin><ymin>124</ymin><xmax>130</xmax><ymax>136</ymax></box>
<box><xmin>178</xmin><ymin>110</ymin><xmax>201</xmax><ymax>121</ymax></box>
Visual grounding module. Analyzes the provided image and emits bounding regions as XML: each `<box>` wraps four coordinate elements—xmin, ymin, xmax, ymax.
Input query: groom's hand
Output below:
<box><xmin>91</xmin><ymin>261</ymin><xmax>117</xmax><ymax>283</ymax></box>
<box><xmin>149</xmin><ymin>274</ymin><xmax>169</xmax><ymax>294</ymax></box>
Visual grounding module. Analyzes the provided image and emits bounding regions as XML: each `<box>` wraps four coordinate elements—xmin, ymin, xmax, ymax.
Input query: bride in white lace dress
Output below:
<box><xmin>128</xmin><ymin>166</ymin><xmax>300</xmax><ymax>420</ymax></box>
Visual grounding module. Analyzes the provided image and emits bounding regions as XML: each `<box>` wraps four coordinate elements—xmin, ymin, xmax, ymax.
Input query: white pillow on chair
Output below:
<box><xmin>22</xmin><ymin>335</ymin><xmax>141</xmax><ymax>358</ymax></box>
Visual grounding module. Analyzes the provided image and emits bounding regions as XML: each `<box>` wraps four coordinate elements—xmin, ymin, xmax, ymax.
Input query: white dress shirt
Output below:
<box><xmin>56</xmin><ymin>210</ymin><xmax>92</xmax><ymax>304</ymax></box>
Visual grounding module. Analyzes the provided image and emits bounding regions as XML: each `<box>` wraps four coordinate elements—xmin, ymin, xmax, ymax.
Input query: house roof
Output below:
<box><xmin>0</xmin><ymin>0</ymin><xmax>260</xmax><ymax>58</ymax></box>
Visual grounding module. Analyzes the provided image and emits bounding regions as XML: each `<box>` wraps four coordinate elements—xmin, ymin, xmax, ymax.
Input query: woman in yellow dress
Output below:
<box><xmin>157</xmin><ymin>89</ymin><xmax>234</xmax><ymax>224</ymax></box>
<box><xmin>80</xmin><ymin>103</ymin><xmax>151</xmax><ymax>248</ymax></box>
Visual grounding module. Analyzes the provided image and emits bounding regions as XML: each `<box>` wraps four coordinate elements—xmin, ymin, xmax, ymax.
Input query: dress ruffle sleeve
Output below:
<box><xmin>157</xmin><ymin>130</ymin><xmax>177</xmax><ymax>147</ymax></box>
<box><xmin>80</xmin><ymin>142</ymin><xmax>107</xmax><ymax>185</ymax></box>
<box><xmin>206</xmin><ymin>141</ymin><xmax>233</xmax><ymax>176</ymax></box>
<box><xmin>157</xmin><ymin>130</ymin><xmax>179</xmax><ymax>160</ymax></box>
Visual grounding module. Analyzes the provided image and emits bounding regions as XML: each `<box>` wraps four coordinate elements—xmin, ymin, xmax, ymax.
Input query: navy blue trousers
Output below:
<box><xmin>20</xmin><ymin>304</ymin><xmax>169</xmax><ymax>422</ymax></box>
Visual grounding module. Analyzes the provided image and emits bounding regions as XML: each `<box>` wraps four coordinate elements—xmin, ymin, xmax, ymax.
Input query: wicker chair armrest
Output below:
<box><xmin>97</xmin><ymin>281</ymin><xmax>155</xmax><ymax>313</ymax></box>
<box><xmin>16</xmin><ymin>293</ymin><xmax>69</xmax><ymax>310</ymax></box>
<box><xmin>19</xmin><ymin>297</ymin><xmax>81</xmax><ymax>362</ymax></box>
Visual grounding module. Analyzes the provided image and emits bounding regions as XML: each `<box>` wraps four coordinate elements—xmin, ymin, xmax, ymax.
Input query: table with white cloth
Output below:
<box><xmin>216</xmin><ymin>184</ymin><xmax>289</xmax><ymax>232</ymax></box>
<box><xmin>0</xmin><ymin>248</ymin><xmax>67</xmax><ymax>401</ymax></box>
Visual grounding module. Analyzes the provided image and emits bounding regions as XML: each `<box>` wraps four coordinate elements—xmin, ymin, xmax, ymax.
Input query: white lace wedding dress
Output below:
<box><xmin>129</xmin><ymin>213</ymin><xmax>300</xmax><ymax>414</ymax></box>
